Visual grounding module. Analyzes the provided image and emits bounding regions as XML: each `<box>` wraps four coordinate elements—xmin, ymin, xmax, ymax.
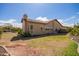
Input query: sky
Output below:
<box><xmin>0</xmin><ymin>3</ymin><xmax>79</xmax><ymax>28</ymax></box>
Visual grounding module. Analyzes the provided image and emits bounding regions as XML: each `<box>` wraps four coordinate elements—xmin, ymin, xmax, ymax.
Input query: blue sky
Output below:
<box><xmin>0</xmin><ymin>3</ymin><xmax>79</xmax><ymax>27</ymax></box>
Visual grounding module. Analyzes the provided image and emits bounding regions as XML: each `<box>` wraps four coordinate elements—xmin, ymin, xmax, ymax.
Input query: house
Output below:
<box><xmin>21</xmin><ymin>14</ymin><xmax>65</xmax><ymax>36</ymax></box>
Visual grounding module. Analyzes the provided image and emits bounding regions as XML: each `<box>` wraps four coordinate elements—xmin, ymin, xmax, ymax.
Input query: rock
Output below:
<box><xmin>0</xmin><ymin>46</ymin><xmax>11</xmax><ymax>56</ymax></box>
<box><xmin>69</xmin><ymin>35</ymin><xmax>79</xmax><ymax>43</ymax></box>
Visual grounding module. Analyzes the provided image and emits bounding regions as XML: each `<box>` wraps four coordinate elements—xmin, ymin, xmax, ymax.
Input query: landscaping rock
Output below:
<box><xmin>0</xmin><ymin>46</ymin><xmax>10</xmax><ymax>56</ymax></box>
<box><xmin>70</xmin><ymin>36</ymin><xmax>79</xmax><ymax>43</ymax></box>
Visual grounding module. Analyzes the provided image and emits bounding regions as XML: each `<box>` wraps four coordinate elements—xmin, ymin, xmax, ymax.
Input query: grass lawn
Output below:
<box><xmin>2</xmin><ymin>32</ymin><xmax>17</xmax><ymax>39</ymax></box>
<box><xmin>0</xmin><ymin>32</ymin><xmax>79</xmax><ymax>56</ymax></box>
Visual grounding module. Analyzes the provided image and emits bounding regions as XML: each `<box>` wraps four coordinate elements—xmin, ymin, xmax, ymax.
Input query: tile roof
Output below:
<box><xmin>21</xmin><ymin>17</ymin><xmax>63</xmax><ymax>27</ymax></box>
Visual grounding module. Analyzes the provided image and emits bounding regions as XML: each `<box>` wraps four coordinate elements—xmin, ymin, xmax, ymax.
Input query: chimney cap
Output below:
<box><xmin>23</xmin><ymin>14</ymin><xmax>28</xmax><ymax>18</ymax></box>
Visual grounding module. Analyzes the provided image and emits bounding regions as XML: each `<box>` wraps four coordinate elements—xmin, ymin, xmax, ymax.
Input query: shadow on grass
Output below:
<box><xmin>11</xmin><ymin>33</ymin><xmax>67</xmax><ymax>41</ymax></box>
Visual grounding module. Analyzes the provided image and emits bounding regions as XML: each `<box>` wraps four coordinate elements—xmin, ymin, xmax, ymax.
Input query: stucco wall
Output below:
<box><xmin>22</xmin><ymin>20</ymin><xmax>25</xmax><ymax>32</ymax></box>
<box><xmin>53</xmin><ymin>21</ymin><xmax>63</xmax><ymax>31</ymax></box>
<box><xmin>28</xmin><ymin>22</ymin><xmax>46</xmax><ymax>35</ymax></box>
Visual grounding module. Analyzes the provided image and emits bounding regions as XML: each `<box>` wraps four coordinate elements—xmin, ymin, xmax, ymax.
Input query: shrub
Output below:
<box><xmin>17</xmin><ymin>29</ymin><xmax>23</xmax><ymax>35</ymax></box>
<box><xmin>70</xmin><ymin>24</ymin><xmax>79</xmax><ymax>36</ymax></box>
<box><xmin>70</xmin><ymin>27</ymin><xmax>79</xmax><ymax>36</ymax></box>
<box><xmin>58</xmin><ymin>29</ymin><xmax>69</xmax><ymax>33</ymax></box>
<box><xmin>17</xmin><ymin>29</ymin><xmax>31</xmax><ymax>37</ymax></box>
<box><xmin>21</xmin><ymin>32</ymin><xmax>31</xmax><ymax>37</ymax></box>
<box><xmin>12</xmin><ymin>28</ymin><xmax>22</xmax><ymax>33</ymax></box>
<box><xmin>67</xmin><ymin>27</ymin><xmax>73</xmax><ymax>32</ymax></box>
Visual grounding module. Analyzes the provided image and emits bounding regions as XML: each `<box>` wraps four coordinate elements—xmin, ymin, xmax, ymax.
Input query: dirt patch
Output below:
<box><xmin>6</xmin><ymin>45</ymin><xmax>43</xmax><ymax>56</ymax></box>
<box><xmin>5</xmin><ymin>42</ymin><xmax>68</xmax><ymax>56</ymax></box>
<box><xmin>44</xmin><ymin>40</ymin><xmax>69</xmax><ymax>48</ymax></box>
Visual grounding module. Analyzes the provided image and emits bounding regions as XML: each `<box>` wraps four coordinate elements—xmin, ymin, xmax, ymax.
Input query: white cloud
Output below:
<box><xmin>0</xmin><ymin>19</ymin><xmax>22</xmax><ymax>28</ymax></box>
<box><xmin>63</xmin><ymin>23</ymin><xmax>74</xmax><ymax>27</ymax></box>
<box><xmin>58</xmin><ymin>19</ymin><xmax>65</xmax><ymax>26</ymax></box>
<box><xmin>58</xmin><ymin>19</ymin><xmax>63</xmax><ymax>23</ymax></box>
<box><xmin>65</xmin><ymin>16</ymin><xmax>76</xmax><ymax>22</ymax></box>
<box><xmin>58</xmin><ymin>19</ymin><xmax>74</xmax><ymax>27</ymax></box>
<box><xmin>12</xmin><ymin>23</ymin><xmax>22</xmax><ymax>28</ymax></box>
<box><xmin>35</xmin><ymin>16</ymin><xmax>49</xmax><ymax>21</ymax></box>
<box><xmin>0</xmin><ymin>19</ymin><xmax>16</xmax><ymax>23</ymax></box>
<box><xmin>57</xmin><ymin>15</ymin><xmax>79</xmax><ymax>27</ymax></box>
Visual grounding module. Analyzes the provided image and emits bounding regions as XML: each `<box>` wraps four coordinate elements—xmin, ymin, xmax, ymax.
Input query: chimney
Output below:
<box><xmin>21</xmin><ymin>14</ymin><xmax>28</xmax><ymax>23</ymax></box>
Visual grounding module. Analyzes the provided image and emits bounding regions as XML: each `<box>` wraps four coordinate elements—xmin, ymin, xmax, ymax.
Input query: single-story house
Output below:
<box><xmin>21</xmin><ymin>14</ymin><xmax>65</xmax><ymax>36</ymax></box>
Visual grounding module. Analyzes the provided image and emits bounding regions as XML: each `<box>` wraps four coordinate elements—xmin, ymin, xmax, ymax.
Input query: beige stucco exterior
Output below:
<box><xmin>21</xmin><ymin>15</ymin><xmax>64</xmax><ymax>36</ymax></box>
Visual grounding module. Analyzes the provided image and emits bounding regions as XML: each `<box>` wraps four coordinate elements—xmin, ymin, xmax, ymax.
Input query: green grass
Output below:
<box><xmin>63</xmin><ymin>41</ymin><xmax>79</xmax><ymax>56</ymax></box>
<box><xmin>0</xmin><ymin>32</ymin><xmax>79</xmax><ymax>56</ymax></box>
<box><xmin>2</xmin><ymin>32</ymin><xmax>17</xmax><ymax>39</ymax></box>
<box><xmin>21</xmin><ymin>34</ymin><xmax>79</xmax><ymax>56</ymax></box>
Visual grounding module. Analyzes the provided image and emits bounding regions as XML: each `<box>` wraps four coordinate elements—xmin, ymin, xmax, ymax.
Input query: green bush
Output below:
<box><xmin>17</xmin><ymin>29</ymin><xmax>31</xmax><ymax>37</ymax></box>
<box><xmin>21</xmin><ymin>32</ymin><xmax>31</xmax><ymax>37</ymax></box>
<box><xmin>58</xmin><ymin>29</ymin><xmax>69</xmax><ymax>33</ymax></box>
<box><xmin>67</xmin><ymin>27</ymin><xmax>73</xmax><ymax>32</ymax></box>
<box><xmin>12</xmin><ymin>28</ymin><xmax>22</xmax><ymax>33</ymax></box>
<box><xmin>17</xmin><ymin>29</ymin><xmax>23</xmax><ymax>35</ymax></box>
<box><xmin>70</xmin><ymin>27</ymin><xmax>79</xmax><ymax>36</ymax></box>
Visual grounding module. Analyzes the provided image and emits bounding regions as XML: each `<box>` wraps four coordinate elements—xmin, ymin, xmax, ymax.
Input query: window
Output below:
<box><xmin>41</xmin><ymin>27</ymin><xmax>43</xmax><ymax>31</ymax></box>
<box><xmin>30</xmin><ymin>25</ymin><xmax>33</xmax><ymax>30</ymax></box>
<box><xmin>30</xmin><ymin>25</ymin><xmax>33</xmax><ymax>33</ymax></box>
<box><xmin>45</xmin><ymin>29</ymin><xmax>49</xmax><ymax>30</ymax></box>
